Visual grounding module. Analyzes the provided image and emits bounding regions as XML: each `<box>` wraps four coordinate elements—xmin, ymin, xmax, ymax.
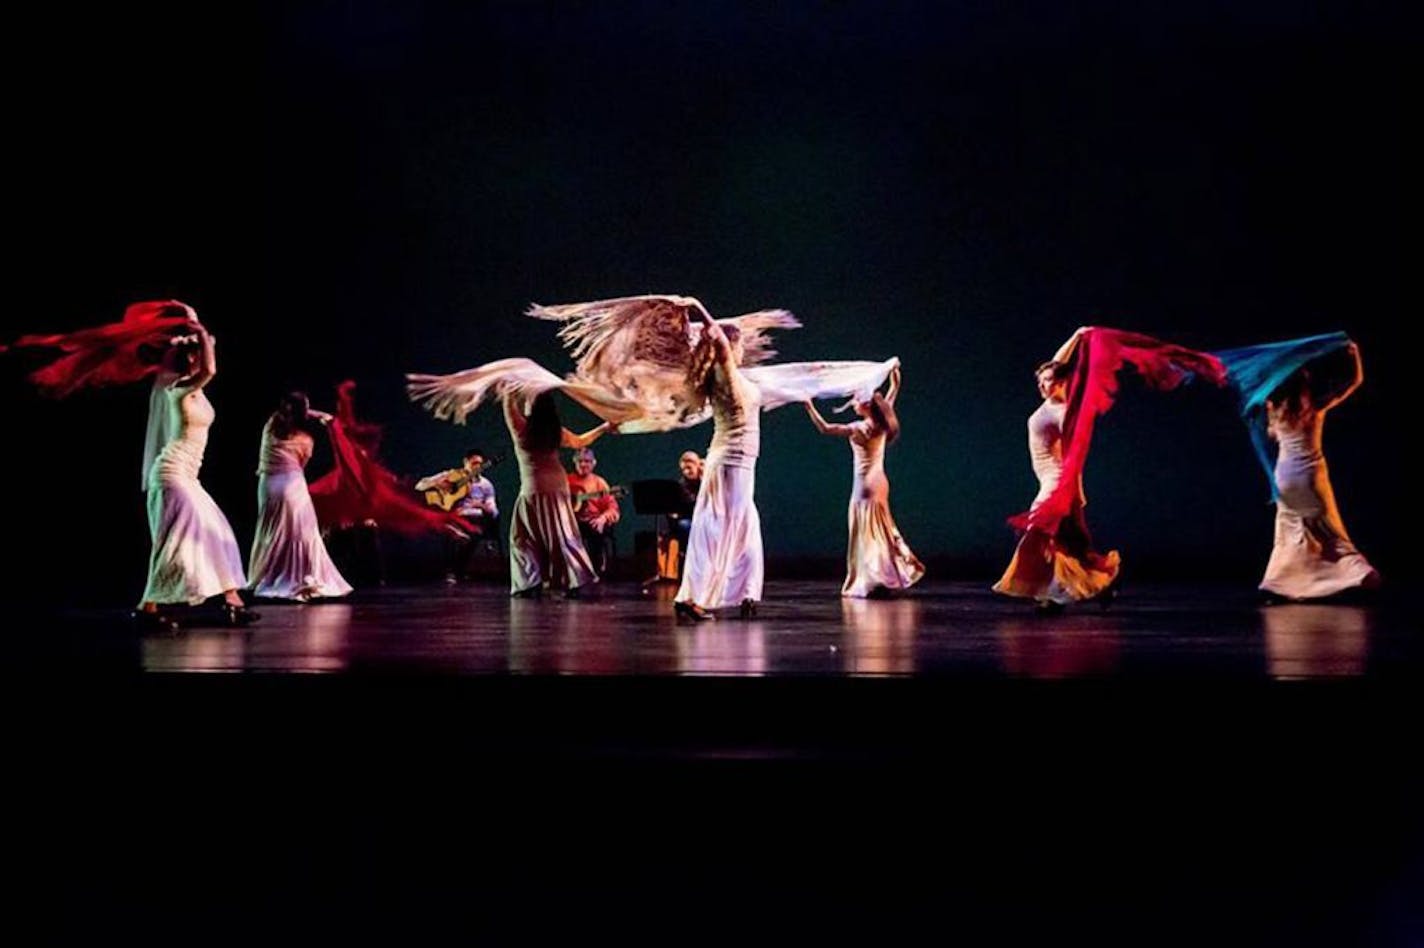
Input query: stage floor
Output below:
<box><xmin>29</xmin><ymin>579</ymin><xmax>1420</xmax><ymax>678</ymax></box>
<box><xmin>17</xmin><ymin>580</ymin><xmax>1423</xmax><ymax>943</ymax></box>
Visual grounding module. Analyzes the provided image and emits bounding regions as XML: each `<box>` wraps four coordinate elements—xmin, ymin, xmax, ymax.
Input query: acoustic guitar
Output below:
<box><xmin>422</xmin><ymin>455</ymin><xmax>505</xmax><ymax>511</ymax></box>
<box><xmin>572</xmin><ymin>485</ymin><xmax>627</xmax><ymax>511</ymax></box>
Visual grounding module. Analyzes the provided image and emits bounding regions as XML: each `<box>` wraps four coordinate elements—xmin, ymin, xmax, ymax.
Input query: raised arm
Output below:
<box><xmin>1050</xmin><ymin>326</ymin><xmax>1092</xmax><ymax>367</ymax></box>
<box><xmin>1323</xmin><ymin>342</ymin><xmax>1364</xmax><ymax>411</ymax></box>
<box><xmin>693</xmin><ymin>303</ymin><xmax>738</xmax><ymax>371</ymax></box>
<box><xmin>176</xmin><ymin>325</ymin><xmax>217</xmax><ymax>390</ymax></box>
<box><xmin>561</xmin><ymin>420</ymin><xmax>612</xmax><ymax>449</ymax></box>
<box><xmin>885</xmin><ymin>365</ymin><xmax>902</xmax><ymax>405</ymax></box>
<box><xmin>502</xmin><ymin>395</ymin><xmax>527</xmax><ymax>437</ymax></box>
<box><xmin>803</xmin><ymin>400</ymin><xmax>855</xmax><ymax>438</ymax></box>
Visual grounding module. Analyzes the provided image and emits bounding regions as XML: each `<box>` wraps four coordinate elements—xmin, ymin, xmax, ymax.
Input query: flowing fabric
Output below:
<box><xmin>247</xmin><ymin>420</ymin><xmax>353</xmax><ymax>601</ymax></box>
<box><xmin>1214</xmin><ymin>333</ymin><xmax>1377</xmax><ymax>599</ymax></box>
<box><xmin>528</xmin><ymin>295</ymin><xmax>801</xmax><ymax>430</ymax></box>
<box><xmin>994</xmin><ymin>398</ymin><xmax>1121</xmax><ymax>604</ymax></box>
<box><xmin>141</xmin><ymin>380</ymin><xmax>247</xmax><ymax>605</ymax></box>
<box><xmin>407</xmin><ymin>359</ymin><xmax>627</xmax><ymax>593</ymax></box>
<box><xmin>3</xmin><ymin>300</ymin><xmax>195</xmax><ymax>398</ymax></box>
<box><xmin>308</xmin><ymin>417</ymin><xmax>473</xmax><ymax>536</ymax></box>
<box><xmin>334</xmin><ymin>379</ymin><xmax>383</xmax><ymax>457</ymax></box>
<box><xmin>841</xmin><ymin>421</ymin><xmax>924</xmax><ymax>598</ymax></box>
<box><xmin>1013</xmin><ymin>327</ymin><xmax>1227</xmax><ymax>534</ymax></box>
<box><xmin>529</xmin><ymin>294</ymin><xmax>902</xmax><ymax>432</ymax></box>
<box><xmin>1211</xmin><ymin>332</ymin><xmax>1354</xmax><ymax>498</ymax></box>
<box><xmin>407</xmin><ymin>357</ymin><xmax>644</xmax><ymax>426</ymax></box>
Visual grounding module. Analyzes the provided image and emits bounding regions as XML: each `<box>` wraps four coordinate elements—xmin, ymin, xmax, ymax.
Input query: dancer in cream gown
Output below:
<box><xmin>139</xmin><ymin>323</ymin><xmax>256</xmax><ymax>625</ymax></box>
<box><xmin>992</xmin><ymin>359</ymin><xmax>1120</xmax><ymax>608</ymax></box>
<box><xmin>1258</xmin><ymin>344</ymin><xmax>1379</xmax><ymax>599</ymax></box>
<box><xmin>526</xmin><ymin>293</ymin><xmax>900</xmax><ymax>620</ymax></box>
<box><xmin>247</xmin><ymin>392</ymin><xmax>353</xmax><ymax>601</ymax></box>
<box><xmin>674</xmin><ymin>311</ymin><xmax>766</xmax><ymax>619</ymax></box>
<box><xmin>804</xmin><ymin>366</ymin><xmax>923</xmax><ymax>598</ymax></box>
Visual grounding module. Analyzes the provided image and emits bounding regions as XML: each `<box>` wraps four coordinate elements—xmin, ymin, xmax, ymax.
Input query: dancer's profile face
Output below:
<box><xmin>1037</xmin><ymin>368</ymin><xmax>1063</xmax><ymax>401</ymax></box>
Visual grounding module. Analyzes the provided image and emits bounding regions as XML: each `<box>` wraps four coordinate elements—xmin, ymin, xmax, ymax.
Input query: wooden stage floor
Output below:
<box><xmin>13</xmin><ymin>580</ymin><xmax>1422</xmax><ymax>943</ymax></box>
<box><xmin>24</xmin><ymin>579</ymin><xmax>1422</xmax><ymax>678</ymax></box>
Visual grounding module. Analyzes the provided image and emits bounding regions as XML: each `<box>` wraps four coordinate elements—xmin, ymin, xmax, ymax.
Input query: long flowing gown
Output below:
<box><xmin>841</xmin><ymin>421</ymin><xmax>924</xmax><ymax>597</ymax></box>
<box><xmin>1259</xmin><ymin>405</ymin><xmax>1378</xmax><ymax>599</ymax></box>
<box><xmin>140</xmin><ymin>378</ymin><xmax>247</xmax><ymax>605</ymax></box>
<box><xmin>677</xmin><ymin>363</ymin><xmax>765</xmax><ymax>609</ymax></box>
<box><xmin>247</xmin><ymin>420</ymin><xmax>353</xmax><ymax>601</ymax></box>
<box><xmin>505</xmin><ymin>399</ymin><xmax>599</xmax><ymax>595</ymax></box>
<box><xmin>993</xmin><ymin>398</ymin><xmax>1120</xmax><ymax>605</ymax></box>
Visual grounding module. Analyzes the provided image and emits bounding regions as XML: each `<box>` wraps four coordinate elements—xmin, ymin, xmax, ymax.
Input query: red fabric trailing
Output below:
<box><xmin>334</xmin><ymin>379</ymin><xmax>384</xmax><ymax>457</ymax></box>
<box><xmin>1013</xmin><ymin>327</ymin><xmax>1227</xmax><ymax>535</ymax></box>
<box><xmin>309</xmin><ymin>395</ymin><xmax>476</xmax><ymax>538</ymax></box>
<box><xmin>2</xmin><ymin>300</ymin><xmax>196</xmax><ymax>397</ymax></box>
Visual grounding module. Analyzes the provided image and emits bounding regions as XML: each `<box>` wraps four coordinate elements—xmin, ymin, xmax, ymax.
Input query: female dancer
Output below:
<box><xmin>138</xmin><ymin>320</ymin><xmax>256</xmax><ymax>626</ymax></box>
<box><xmin>804</xmin><ymin>365</ymin><xmax>924</xmax><ymax>598</ymax></box>
<box><xmin>993</xmin><ymin>327</ymin><xmax>1224</xmax><ymax>610</ymax></box>
<box><xmin>527</xmin><ymin>294</ymin><xmax>900</xmax><ymax>620</ymax></box>
<box><xmin>503</xmin><ymin>390</ymin><xmax>611</xmax><ymax>597</ymax></box>
<box><xmin>4</xmin><ymin>301</ymin><xmax>255</xmax><ymax>628</ymax></box>
<box><xmin>674</xmin><ymin>309</ymin><xmax>765</xmax><ymax>620</ymax></box>
<box><xmin>247</xmin><ymin>391</ymin><xmax>354</xmax><ymax>601</ymax></box>
<box><xmin>992</xmin><ymin>357</ymin><xmax>1120</xmax><ymax>610</ymax></box>
<box><xmin>1214</xmin><ymin>334</ymin><xmax>1379</xmax><ymax>600</ymax></box>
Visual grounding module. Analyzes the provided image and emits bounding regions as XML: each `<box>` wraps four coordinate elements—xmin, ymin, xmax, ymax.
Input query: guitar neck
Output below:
<box><xmin>574</xmin><ymin>486</ymin><xmax>625</xmax><ymax>503</ymax></box>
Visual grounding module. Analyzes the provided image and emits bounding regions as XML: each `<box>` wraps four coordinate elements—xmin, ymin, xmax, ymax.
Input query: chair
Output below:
<box><xmin>631</xmin><ymin>479</ymin><xmax>688</xmax><ymax>588</ymax></box>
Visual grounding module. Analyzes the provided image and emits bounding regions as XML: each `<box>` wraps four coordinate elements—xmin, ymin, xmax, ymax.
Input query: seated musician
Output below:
<box><xmin>671</xmin><ymin>451</ymin><xmax>703</xmax><ymax>548</ymax></box>
<box><xmin>567</xmin><ymin>446</ymin><xmax>620</xmax><ymax>576</ymax></box>
<box><xmin>415</xmin><ymin>448</ymin><xmax>499</xmax><ymax>583</ymax></box>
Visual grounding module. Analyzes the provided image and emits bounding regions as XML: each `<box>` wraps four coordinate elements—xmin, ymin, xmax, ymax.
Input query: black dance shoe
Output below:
<box><xmin>674</xmin><ymin>601</ymin><xmax>714</xmax><ymax>623</ymax></box>
<box><xmin>1034</xmin><ymin>599</ymin><xmax>1066</xmax><ymax>615</ymax></box>
<box><xmin>511</xmin><ymin>587</ymin><xmax>543</xmax><ymax>599</ymax></box>
<box><xmin>738</xmin><ymin>599</ymin><xmax>758</xmax><ymax>619</ymax></box>
<box><xmin>220</xmin><ymin>603</ymin><xmax>261</xmax><ymax>627</ymax></box>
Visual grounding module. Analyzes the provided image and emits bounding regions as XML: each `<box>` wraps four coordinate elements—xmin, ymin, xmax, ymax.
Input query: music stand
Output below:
<box><xmin>632</xmin><ymin>479</ymin><xmax>689</xmax><ymax>588</ymax></box>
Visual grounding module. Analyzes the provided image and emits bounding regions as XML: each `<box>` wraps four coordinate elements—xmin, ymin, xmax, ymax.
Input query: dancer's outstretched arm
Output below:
<box><xmin>803</xmin><ymin>401</ymin><xmax>854</xmax><ymax>438</ymax></box>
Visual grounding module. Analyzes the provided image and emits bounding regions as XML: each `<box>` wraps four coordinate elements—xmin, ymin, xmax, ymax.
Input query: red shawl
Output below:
<box><xmin>1012</xmin><ymin>327</ymin><xmax>1227</xmax><ymax>535</ymax></box>
<box><xmin>309</xmin><ymin>385</ymin><xmax>476</xmax><ymax>537</ymax></box>
<box><xmin>2</xmin><ymin>300</ymin><xmax>195</xmax><ymax>397</ymax></box>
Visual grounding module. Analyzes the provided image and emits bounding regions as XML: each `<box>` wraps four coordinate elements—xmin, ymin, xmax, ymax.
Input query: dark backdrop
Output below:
<box><xmin>5</xmin><ymin>0</ymin><xmax>1412</xmax><ymax>603</ymax></box>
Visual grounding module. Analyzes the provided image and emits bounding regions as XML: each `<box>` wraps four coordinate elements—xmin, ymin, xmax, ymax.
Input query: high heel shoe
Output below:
<box><xmin>674</xmin><ymin>600</ymin><xmax>714</xmax><ymax>622</ymax></box>
<box><xmin>738</xmin><ymin>599</ymin><xmax>758</xmax><ymax>619</ymax></box>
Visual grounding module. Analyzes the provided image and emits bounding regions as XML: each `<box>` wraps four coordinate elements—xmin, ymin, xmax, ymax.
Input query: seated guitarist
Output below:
<box><xmin>567</xmin><ymin>446</ymin><xmax>620</xmax><ymax>576</ymax></box>
<box><xmin>415</xmin><ymin>448</ymin><xmax>499</xmax><ymax>583</ymax></box>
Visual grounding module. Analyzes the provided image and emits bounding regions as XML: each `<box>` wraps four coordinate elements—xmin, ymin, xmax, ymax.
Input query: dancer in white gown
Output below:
<box><xmin>247</xmin><ymin>392</ymin><xmax>354</xmax><ymax>601</ymax></box>
<box><xmin>1259</xmin><ymin>343</ymin><xmax>1380</xmax><ymax>600</ymax></box>
<box><xmin>675</xmin><ymin>311</ymin><xmax>765</xmax><ymax>620</ymax></box>
<box><xmin>138</xmin><ymin>322</ymin><xmax>256</xmax><ymax>626</ymax></box>
<box><xmin>526</xmin><ymin>293</ymin><xmax>901</xmax><ymax>620</ymax></box>
<box><xmin>804</xmin><ymin>365</ymin><xmax>924</xmax><ymax>598</ymax></box>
